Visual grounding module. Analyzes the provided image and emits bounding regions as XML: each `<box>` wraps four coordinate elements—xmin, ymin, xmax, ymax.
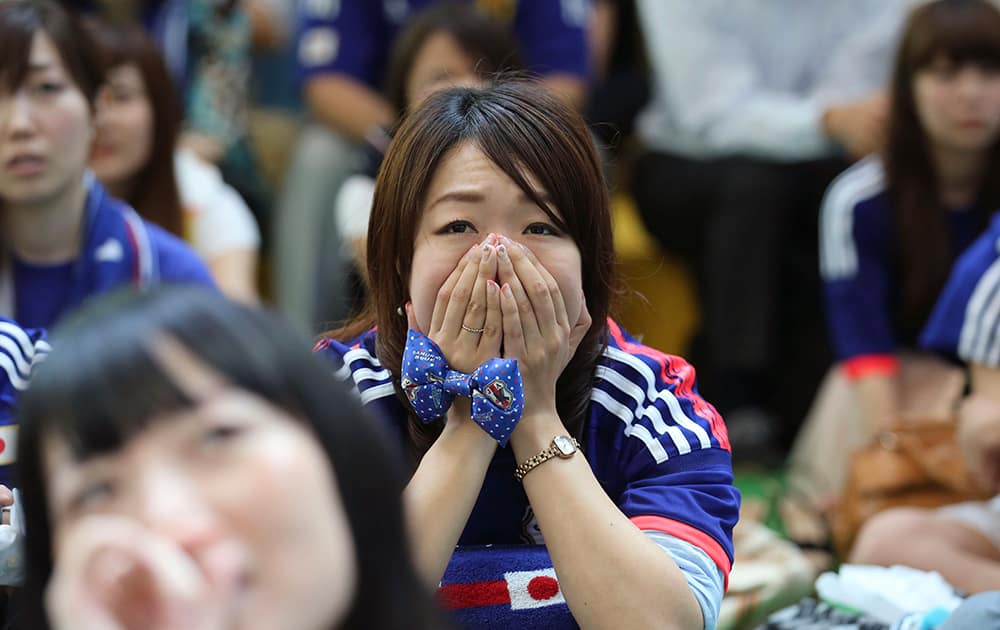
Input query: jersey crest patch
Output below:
<box><xmin>483</xmin><ymin>378</ymin><xmax>514</xmax><ymax>410</ymax></box>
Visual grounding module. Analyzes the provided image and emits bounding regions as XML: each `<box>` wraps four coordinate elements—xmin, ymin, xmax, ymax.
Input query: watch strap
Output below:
<box><xmin>514</xmin><ymin>436</ymin><xmax>579</xmax><ymax>482</ymax></box>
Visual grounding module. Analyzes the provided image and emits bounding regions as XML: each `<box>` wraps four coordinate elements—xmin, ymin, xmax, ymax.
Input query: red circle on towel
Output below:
<box><xmin>0</xmin><ymin>438</ymin><xmax>6</xmax><ymax>454</ymax></box>
<box><xmin>527</xmin><ymin>576</ymin><xmax>559</xmax><ymax>601</ymax></box>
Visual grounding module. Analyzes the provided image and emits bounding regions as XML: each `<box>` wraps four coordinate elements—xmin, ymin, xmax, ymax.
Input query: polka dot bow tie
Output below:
<box><xmin>401</xmin><ymin>329</ymin><xmax>524</xmax><ymax>447</ymax></box>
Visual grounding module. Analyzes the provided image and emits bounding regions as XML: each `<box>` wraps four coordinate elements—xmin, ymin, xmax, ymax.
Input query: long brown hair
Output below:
<box><xmin>86</xmin><ymin>20</ymin><xmax>185</xmax><ymax>238</ymax></box>
<box><xmin>327</xmin><ymin>81</ymin><xmax>616</xmax><ymax>458</ymax></box>
<box><xmin>886</xmin><ymin>0</ymin><xmax>1000</xmax><ymax>337</ymax></box>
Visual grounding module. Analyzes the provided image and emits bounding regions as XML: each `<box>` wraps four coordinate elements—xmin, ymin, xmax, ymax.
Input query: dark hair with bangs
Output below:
<box><xmin>14</xmin><ymin>287</ymin><xmax>447</xmax><ymax>630</ymax></box>
<box><xmin>383</xmin><ymin>1</ymin><xmax>523</xmax><ymax>113</ymax></box>
<box><xmin>0</xmin><ymin>0</ymin><xmax>103</xmax><ymax>107</ymax></box>
<box><xmin>885</xmin><ymin>0</ymin><xmax>1000</xmax><ymax>339</ymax></box>
<box><xmin>326</xmin><ymin>81</ymin><xmax>616</xmax><ymax>459</ymax></box>
<box><xmin>85</xmin><ymin>19</ymin><xmax>185</xmax><ymax>238</ymax></box>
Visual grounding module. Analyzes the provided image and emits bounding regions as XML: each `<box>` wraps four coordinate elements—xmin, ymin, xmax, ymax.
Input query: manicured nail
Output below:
<box><xmin>481</xmin><ymin>244</ymin><xmax>492</xmax><ymax>261</ymax></box>
<box><xmin>497</xmin><ymin>244</ymin><xmax>508</xmax><ymax>259</ymax></box>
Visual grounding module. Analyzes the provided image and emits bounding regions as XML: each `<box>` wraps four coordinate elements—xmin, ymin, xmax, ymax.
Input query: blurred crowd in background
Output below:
<box><xmin>4</xmin><ymin>0</ymin><xmax>1000</xmax><ymax>628</ymax></box>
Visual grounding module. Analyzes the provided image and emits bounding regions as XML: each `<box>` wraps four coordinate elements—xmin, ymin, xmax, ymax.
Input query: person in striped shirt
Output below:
<box><xmin>317</xmin><ymin>81</ymin><xmax>739</xmax><ymax>629</ymax></box>
<box><xmin>786</xmin><ymin>0</ymin><xmax>1000</xmax><ymax>529</ymax></box>
<box><xmin>847</xmin><ymin>212</ymin><xmax>1000</xmax><ymax>595</ymax></box>
<box><xmin>0</xmin><ymin>317</ymin><xmax>48</xmax><ymax>489</ymax></box>
<box><xmin>0</xmin><ymin>317</ymin><xmax>47</xmax><ymax>590</ymax></box>
<box><xmin>818</xmin><ymin>0</ymin><xmax>1000</xmax><ymax>431</ymax></box>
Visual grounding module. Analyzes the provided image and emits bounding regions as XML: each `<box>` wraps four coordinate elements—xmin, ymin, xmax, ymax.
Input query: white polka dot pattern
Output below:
<box><xmin>401</xmin><ymin>330</ymin><xmax>524</xmax><ymax>447</ymax></box>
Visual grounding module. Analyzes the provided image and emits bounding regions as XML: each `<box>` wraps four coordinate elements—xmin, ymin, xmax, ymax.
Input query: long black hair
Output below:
<box><xmin>15</xmin><ymin>287</ymin><xmax>447</xmax><ymax>630</ymax></box>
<box><xmin>885</xmin><ymin>0</ymin><xmax>1000</xmax><ymax>338</ymax></box>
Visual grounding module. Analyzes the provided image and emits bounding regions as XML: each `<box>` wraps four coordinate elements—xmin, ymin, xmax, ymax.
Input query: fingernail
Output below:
<box><xmin>487</xmin><ymin>280</ymin><xmax>498</xmax><ymax>294</ymax></box>
<box><xmin>481</xmin><ymin>244</ymin><xmax>492</xmax><ymax>261</ymax></box>
<box><xmin>497</xmin><ymin>244</ymin><xmax>508</xmax><ymax>259</ymax></box>
<box><xmin>502</xmin><ymin>283</ymin><xmax>513</xmax><ymax>298</ymax></box>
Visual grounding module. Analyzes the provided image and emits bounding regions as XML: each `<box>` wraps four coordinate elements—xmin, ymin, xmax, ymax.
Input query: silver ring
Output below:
<box><xmin>461</xmin><ymin>324</ymin><xmax>485</xmax><ymax>334</ymax></box>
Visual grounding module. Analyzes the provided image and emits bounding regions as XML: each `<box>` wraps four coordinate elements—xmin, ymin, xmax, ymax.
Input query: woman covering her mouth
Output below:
<box><xmin>15</xmin><ymin>286</ymin><xmax>448</xmax><ymax>630</ymax></box>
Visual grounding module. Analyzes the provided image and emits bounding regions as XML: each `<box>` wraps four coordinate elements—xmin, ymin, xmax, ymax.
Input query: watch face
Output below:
<box><xmin>553</xmin><ymin>435</ymin><xmax>576</xmax><ymax>456</ymax></box>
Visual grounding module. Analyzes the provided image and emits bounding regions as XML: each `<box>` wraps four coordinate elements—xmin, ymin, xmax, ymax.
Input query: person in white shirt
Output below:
<box><xmin>87</xmin><ymin>21</ymin><xmax>261</xmax><ymax>303</ymax></box>
<box><xmin>631</xmin><ymin>0</ymin><xmax>911</xmax><ymax>460</ymax></box>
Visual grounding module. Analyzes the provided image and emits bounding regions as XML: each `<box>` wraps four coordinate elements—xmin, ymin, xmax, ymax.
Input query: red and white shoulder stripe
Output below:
<box><xmin>0</xmin><ymin>320</ymin><xmax>50</xmax><ymax>391</ymax></box>
<box><xmin>120</xmin><ymin>206</ymin><xmax>158</xmax><ymax>287</ymax></box>
<box><xmin>315</xmin><ymin>333</ymin><xmax>396</xmax><ymax>404</ymax></box>
<box><xmin>592</xmin><ymin>320</ymin><xmax>729</xmax><ymax>463</ymax></box>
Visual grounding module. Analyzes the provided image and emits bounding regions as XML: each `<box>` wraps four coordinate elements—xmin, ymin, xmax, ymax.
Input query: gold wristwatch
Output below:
<box><xmin>514</xmin><ymin>435</ymin><xmax>580</xmax><ymax>482</ymax></box>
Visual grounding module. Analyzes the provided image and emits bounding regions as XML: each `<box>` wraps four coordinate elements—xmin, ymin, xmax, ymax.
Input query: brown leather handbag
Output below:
<box><xmin>831</xmin><ymin>418</ymin><xmax>992</xmax><ymax>556</ymax></box>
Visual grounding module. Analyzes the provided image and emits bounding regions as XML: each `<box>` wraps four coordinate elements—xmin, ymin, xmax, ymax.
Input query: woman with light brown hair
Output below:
<box><xmin>787</xmin><ymin>0</ymin><xmax>1000</xmax><ymax>554</ymax></box>
<box><xmin>86</xmin><ymin>21</ymin><xmax>261</xmax><ymax>302</ymax></box>
<box><xmin>319</xmin><ymin>81</ymin><xmax>739</xmax><ymax>629</ymax></box>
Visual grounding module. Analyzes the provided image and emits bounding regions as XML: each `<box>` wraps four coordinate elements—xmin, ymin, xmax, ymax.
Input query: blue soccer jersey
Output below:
<box><xmin>0</xmin><ymin>318</ymin><xmax>49</xmax><ymax>488</ymax></box>
<box><xmin>820</xmin><ymin>157</ymin><xmax>982</xmax><ymax>379</ymax></box>
<box><xmin>921</xmin><ymin>212</ymin><xmax>1000</xmax><ymax>367</ymax></box>
<box><xmin>4</xmin><ymin>178</ymin><xmax>215</xmax><ymax>330</ymax></box>
<box><xmin>315</xmin><ymin>319</ymin><xmax>739</xmax><ymax>598</ymax></box>
<box><xmin>296</xmin><ymin>0</ymin><xmax>589</xmax><ymax>87</ymax></box>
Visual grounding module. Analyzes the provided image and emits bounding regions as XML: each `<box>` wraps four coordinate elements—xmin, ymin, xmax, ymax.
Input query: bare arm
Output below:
<box><xmin>206</xmin><ymin>249</ymin><xmax>259</xmax><ymax>304</ymax></box>
<box><xmin>511</xmin><ymin>417</ymin><xmax>703</xmax><ymax>630</ymax></box>
<box><xmin>588</xmin><ymin>0</ymin><xmax>616</xmax><ymax>82</ymax></box>
<box><xmin>499</xmin><ymin>238</ymin><xmax>705</xmax><ymax>629</ymax></box>
<box><xmin>242</xmin><ymin>0</ymin><xmax>287</xmax><ymax>51</ymax></box>
<box><xmin>970</xmin><ymin>363</ymin><xmax>1000</xmax><ymax>405</ymax></box>
<box><xmin>404</xmin><ymin>400</ymin><xmax>497</xmax><ymax>585</ymax></box>
<box><xmin>305</xmin><ymin>75</ymin><xmax>395</xmax><ymax>144</ymax></box>
<box><xmin>539</xmin><ymin>75</ymin><xmax>588</xmax><ymax>114</ymax></box>
<box><xmin>178</xmin><ymin>132</ymin><xmax>225</xmax><ymax>166</ymax></box>
<box><xmin>402</xmin><ymin>241</ymin><xmax>503</xmax><ymax>586</ymax></box>
<box><xmin>854</xmin><ymin>372</ymin><xmax>899</xmax><ymax>434</ymax></box>
<box><xmin>821</xmin><ymin>92</ymin><xmax>889</xmax><ymax>161</ymax></box>
<box><xmin>959</xmin><ymin>364</ymin><xmax>1000</xmax><ymax>494</ymax></box>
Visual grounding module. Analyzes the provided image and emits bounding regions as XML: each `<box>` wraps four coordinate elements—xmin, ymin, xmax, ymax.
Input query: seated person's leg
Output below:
<box><xmin>850</xmin><ymin>506</ymin><xmax>1000</xmax><ymax>594</ymax></box>
<box><xmin>703</xmin><ymin>159</ymin><xmax>801</xmax><ymax>461</ymax></box>
<box><xmin>632</xmin><ymin>153</ymin><xmax>809</xmax><ymax>463</ymax></box>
